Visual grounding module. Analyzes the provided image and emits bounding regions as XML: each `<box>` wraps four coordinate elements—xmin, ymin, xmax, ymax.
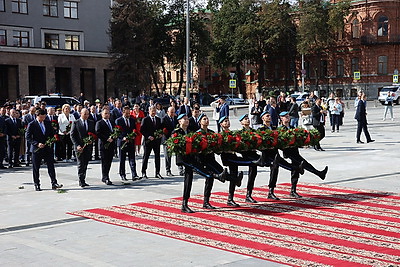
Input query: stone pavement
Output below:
<box><xmin>0</xmin><ymin>102</ymin><xmax>399</xmax><ymax>266</ymax></box>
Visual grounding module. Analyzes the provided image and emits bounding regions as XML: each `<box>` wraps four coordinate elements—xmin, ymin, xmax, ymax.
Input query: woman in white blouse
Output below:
<box><xmin>58</xmin><ymin>104</ymin><xmax>76</xmax><ymax>162</ymax></box>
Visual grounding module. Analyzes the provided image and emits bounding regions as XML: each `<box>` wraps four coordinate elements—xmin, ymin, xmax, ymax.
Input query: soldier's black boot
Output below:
<box><xmin>203</xmin><ymin>196</ymin><xmax>216</xmax><ymax>209</ymax></box>
<box><xmin>236</xmin><ymin>171</ymin><xmax>244</xmax><ymax>187</ymax></box>
<box><xmin>181</xmin><ymin>199</ymin><xmax>194</xmax><ymax>213</ymax></box>
<box><xmin>289</xmin><ymin>175</ymin><xmax>302</xmax><ymax>198</ymax></box>
<box><xmin>245</xmin><ymin>190</ymin><xmax>258</xmax><ymax>203</ymax></box>
<box><xmin>268</xmin><ymin>187</ymin><xmax>280</xmax><ymax>200</ymax></box>
<box><xmin>227</xmin><ymin>181</ymin><xmax>240</xmax><ymax>207</ymax></box>
<box><xmin>212</xmin><ymin>168</ymin><xmax>227</xmax><ymax>183</ymax></box>
<box><xmin>318</xmin><ymin>166</ymin><xmax>328</xmax><ymax>180</ymax></box>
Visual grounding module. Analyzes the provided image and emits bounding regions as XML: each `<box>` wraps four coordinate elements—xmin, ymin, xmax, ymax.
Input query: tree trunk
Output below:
<box><xmin>149</xmin><ymin>63</ymin><xmax>160</xmax><ymax>96</ymax></box>
<box><xmin>177</xmin><ymin>58</ymin><xmax>185</xmax><ymax>97</ymax></box>
<box><xmin>161</xmin><ymin>62</ymin><xmax>167</xmax><ymax>93</ymax></box>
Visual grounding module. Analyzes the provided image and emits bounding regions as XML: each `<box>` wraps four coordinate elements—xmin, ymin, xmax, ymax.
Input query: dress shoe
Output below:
<box><xmin>268</xmin><ymin>192</ymin><xmax>280</xmax><ymax>200</ymax></box>
<box><xmin>8</xmin><ymin>165</ymin><xmax>13</xmax><ymax>168</ymax></box>
<box><xmin>181</xmin><ymin>200</ymin><xmax>194</xmax><ymax>213</ymax></box>
<box><xmin>132</xmin><ymin>175</ymin><xmax>139</xmax><ymax>181</ymax></box>
<box><xmin>156</xmin><ymin>173</ymin><xmax>164</xmax><ymax>179</ymax></box>
<box><xmin>0</xmin><ymin>165</ymin><xmax>7</xmax><ymax>169</ymax></box>
<box><xmin>356</xmin><ymin>140</ymin><xmax>364</xmax><ymax>144</ymax></box>
<box><xmin>227</xmin><ymin>199</ymin><xmax>240</xmax><ymax>207</ymax></box>
<box><xmin>106</xmin><ymin>180</ymin><xmax>113</xmax><ymax>185</ymax></box>
<box><xmin>290</xmin><ymin>191</ymin><xmax>303</xmax><ymax>198</ymax></box>
<box><xmin>14</xmin><ymin>163</ymin><xmax>22</xmax><ymax>167</ymax></box>
<box><xmin>35</xmin><ymin>185</ymin><xmax>42</xmax><ymax>191</ymax></box>
<box><xmin>120</xmin><ymin>175</ymin><xmax>128</xmax><ymax>181</ymax></box>
<box><xmin>26</xmin><ymin>163</ymin><xmax>30</xmax><ymax>167</ymax></box>
<box><xmin>319</xmin><ymin>166</ymin><xmax>328</xmax><ymax>180</ymax></box>
<box><xmin>166</xmin><ymin>171</ymin><xmax>174</xmax><ymax>176</ymax></box>
<box><xmin>179</xmin><ymin>171</ymin><xmax>185</xmax><ymax>176</ymax></box>
<box><xmin>367</xmin><ymin>139</ymin><xmax>375</xmax><ymax>143</ymax></box>
<box><xmin>141</xmin><ymin>173</ymin><xmax>148</xmax><ymax>179</ymax></box>
<box><xmin>80</xmin><ymin>182</ymin><xmax>90</xmax><ymax>188</ymax></box>
<box><xmin>319</xmin><ymin>148</ymin><xmax>325</xmax><ymax>151</ymax></box>
<box><xmin>245</xmin><ymin>195</ymin><xmax>258</xmax><ymax>203</ymax></box>
<box><xmin>202</xmin><ymin>202</ymin><xmax>216</xmax><ymax>209</ymax></box>
<box><xmin>52</xmin><ymin>183</ymin><xmax>63</xmax><ymax>190</ymax></box>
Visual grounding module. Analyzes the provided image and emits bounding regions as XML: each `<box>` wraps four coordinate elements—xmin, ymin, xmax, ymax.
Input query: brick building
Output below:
<box><xmin>0</xmin><ymin>0</ymin><xmax>114</xmax><ymax>103</ymax></box>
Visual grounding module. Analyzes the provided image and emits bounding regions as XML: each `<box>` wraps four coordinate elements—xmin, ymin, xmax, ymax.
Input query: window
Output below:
<box><xmin>352</xmin><ymin>19</ymin><xmax>360</xmax><ymax>38</ymax></box>
<box><xmin>176</xmin><ymin>71</ymin><xmax>180</xmax><ymax>82</ymax></box>
<box><xmin>43</xmin><ymin>0</ymin><xmax>58</xmax><ymax>17</ymax></box>
<box><xmin>336</xmin><ymin>59</ymin><xmax>344</xmax><ymax>77</ymax></box>
<box><xmin>378</xmin><ymin>56</ymin><xmax>388</xmax><ymax>75</ymax></box>
<box><xmin>378</xmin><ymin>16</ymin><xmax>388</xmax><ymax>36</ymax></box>
<box><xmin>0</xmin><ymin>29</ymin><xmax>6</xmax><ymax>45</ymax></box>
<box><xmin>13</xmin><ymin>30</ymin><xmax>29</xmax><ymax>47</ymax></box>
<box><xmin>65</xmin><ymin>34</ymin><xmax>79</xmax><ymax>50</ymax></box>
<box><xmin>320</xmin><ymin>60</ymin><xmax>328</xmax><ymax>78</ymax></box>
<box><xmin>0</xmin><ymin>0</ymin><xmax>5</xmax><ymax>12</ymax></box>
<box><xmin>45</xmin><ymin>33</ymin><xmax>59</xmax><ymax>49</ymax></box>
<box><xmin>167</xmin><ymin>71</ymin><xmax>171</xmax><ymax>82</ymax></box>
<box><xmin>351</xmin><ymin>57</ymin><xmax>359</xmax><ymax>73</ymax></box>
<box><xmin>12</xmin><ymin>0</ymin><xmax>28</xmax><ymax>14</ymax></box>
<box><xmin>64</xmin><ymin>1</ymin><xmax>78</xmax><ymax>19</ymax></box>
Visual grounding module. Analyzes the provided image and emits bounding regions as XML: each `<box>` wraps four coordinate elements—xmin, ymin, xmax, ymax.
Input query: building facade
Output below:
<box><xmin>0</xmin><ymin>0</ymin><xmax>114</xmax><ymax>102</ymax></box>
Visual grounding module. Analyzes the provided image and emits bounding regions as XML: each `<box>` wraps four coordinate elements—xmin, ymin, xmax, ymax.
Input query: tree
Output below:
<box><xmin>297</xmin><ymin>0</ymin><xmax>350</xmax><ymax>92</ymax></box>
<box><xmin>109</xmin><ymin>0</ymin><xmax>160</xmax><ymax>97</ymax></box>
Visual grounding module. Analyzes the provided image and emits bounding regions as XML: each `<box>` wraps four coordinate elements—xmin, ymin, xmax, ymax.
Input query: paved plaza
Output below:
<box><xmin>1</xmin><ymin>102</ymin><xmax>399</xmax><ymax>266</ymax></box>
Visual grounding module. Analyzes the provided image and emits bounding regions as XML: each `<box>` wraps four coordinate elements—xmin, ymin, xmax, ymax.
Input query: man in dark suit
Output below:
<box><xmin>95</xmin><ymin>109</ymin><xmax>115</xmax><ymax>185</ymax></box>
<box><xmin>188</xmin><ymin>107</ymin><xmax>201</xmax><ymax>132</ymax></box>
<box><xmin>312</xmin><ymin>98</ymin><xmax>327</xmax><ymax>151</ymax></box>
<box><xmin>268</xmin><ymin>99</ymin><xmax>279</xmax><ymax>129</ymax></box>
<box><xmin>178</xmin><ymin>97</ymin><xmax>192</xmax><ymax>118</ymax></box>
<box><xmin>162</xmin><ymin>107</ymin><xmax>178</xmax><ymax>176</ymax></box>
<box><xmin>25</xmin><ymin>109</ymin><xmax>62</xmax><ymax>191</ymax></box>
<box><xmin>216</xmin><ymin>96</ymin><xmax>229</xmax><ymax>132</ymax></box>
<box><xmin>116</xmin><ymin>106</ymin><xmax>138</xmax><ymax>181</ymax></box>
<box><xmin>89</xmin><ymin>105</ymin><xmax>100</xmax><ymax>160</ymax></box>
<box><xmin>0</xmin><ymin>115</ymin><xmax>7</xmax><ymax>169</ymax></box>
<box><xmin>140</xmin><ymin>106</ymin><xmax>163</xmax><ymax>179</ymax></box>
<box><xmin>70</xmin><ymin>108</ymin><xmax>95</xmax><ymax>188</ymax></box>
<box><xmin>111</xmin><ymin>100</ymin><xmax>123</xmax><ymax>123</ymax></box>
<box><xmin>355</xmin><ymin>93</ymin><xmax>374</xmax><ymax>144</ymax></box>
<box><xmin>5</xmin><ymin>109</ymin><xmax>23</xmax><ymax>168</ymax></box>
<box><xmin>45</xmin><ymin>107</ymin><xmax>60</xmax><ymax>161</ymax></box>
<box><xmin>22</xmin><ymin>107</ymin><xmax>37</xmax><ymax>166</ymax></box>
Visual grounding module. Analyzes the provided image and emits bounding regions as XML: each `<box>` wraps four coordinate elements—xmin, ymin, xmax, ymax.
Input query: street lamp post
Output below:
<box><xmin>185</xmin><ymin>0</ymin><xmax>190</xmax><ymax>99</ymax></box>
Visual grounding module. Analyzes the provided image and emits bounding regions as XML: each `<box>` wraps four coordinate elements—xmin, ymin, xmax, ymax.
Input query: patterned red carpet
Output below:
<box><xmin>68</xmin><ymin>183</ymin><xmax>400</xmax><ymax>266</ymax></box>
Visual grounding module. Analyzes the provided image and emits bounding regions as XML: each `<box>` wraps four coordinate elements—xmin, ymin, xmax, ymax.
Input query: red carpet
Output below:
<box><xmin>68</xmin><ymin>183</ymin><xmax>400</xmax><ymax>266</ymax></box>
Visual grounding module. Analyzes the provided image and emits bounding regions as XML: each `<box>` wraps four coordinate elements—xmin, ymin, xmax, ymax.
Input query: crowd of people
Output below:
<box><xmin>1</xmin><ymin>89</ymin><xmax>381</xmax><ymax>213</ymax></box>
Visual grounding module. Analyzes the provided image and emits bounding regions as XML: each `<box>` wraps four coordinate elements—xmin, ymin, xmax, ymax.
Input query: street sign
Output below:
<box><xmin>394</xmin><ymin>69</ymin><xmax>399</xmax><ymax>75</ymax></box>
<box><xmin>354</xmin><ymin>71</ymin><xmax>361</xmax><ymax>80</ymax></box>
<box><xmin>393</xmin><ymin>74</ymin><xmax>399</xmax><ymax>83</ymax></box>
<box><xmin>229</xmin><ymin>79</ymin><xmax>236</xmax><ymax>88</ymax></box>
<box><xmin>229</xmin><ymin>73</ymin><xmax>235</xmax><ymax>79</ymax></box>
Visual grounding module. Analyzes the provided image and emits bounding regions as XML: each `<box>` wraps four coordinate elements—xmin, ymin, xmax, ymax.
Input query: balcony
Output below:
<box><xmin>360</xmin><ymin>35</ymin><xmax>400</xmax><ymax>45</ymax></box>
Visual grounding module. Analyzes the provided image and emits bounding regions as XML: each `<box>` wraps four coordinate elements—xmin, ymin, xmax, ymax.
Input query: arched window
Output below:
<box><xmin>337</xmin><ymin>58</ymin><xmax>344</xmax><ymax>77</ymax></box>
<box><xmin>378</xmin><ymin>56</ymin><xmax>388</xmax><ymax>74</ymax></box>
<box><xmin>352</xmin><ymin>19</ymin><xmax>360</xmax><ymax>38</ymax></box>
<box><xmin>378</xmin><ymin>16</ymin><xmax>388</xmax><ymax>36</ymax></box>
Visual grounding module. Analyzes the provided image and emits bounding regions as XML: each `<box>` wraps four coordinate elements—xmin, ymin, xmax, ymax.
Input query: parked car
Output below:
<box><xmin>290</xmin><ymin>92</ymin><xmax>310</xmax><ymax>105</ymax></box>
<box><xmin>24</xmin><ymin>94</ymin><xmax>80</xmax><ymax>108</ymax></box>
<box><xmin>378</xmin><ymin>85</ymin><xmax>400</xmax><ymax>105</ymax></box>
<box><xmin>222</xmin><ymin>94</ymin><xmax>247</xmax><ymax>105</ymax></box>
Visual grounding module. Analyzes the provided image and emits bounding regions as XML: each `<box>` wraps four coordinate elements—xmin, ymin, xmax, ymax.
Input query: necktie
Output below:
<box><xmin>40</xmin><ymin>122</ymin><xmax>45</xmax><ymax>134</ymax></box>
<box><xmin>84</xmin><ymin>120</ymin><xmax>87</xmax><ymax>131</ymax></box>
<box><xmin>106</xmin><ymin>120</ymin><xmax>112</xmax><ymax>131</ymax></box>
<box><xmin>13</xmin><ymin>118</ymin><xmax>16</xmax><ymax>124</ymax></box>
<box><xmin>125</xmin><ymin>118</ymin><xmax>129</xmax><ymax>127</ymax></box>
<box><xmin>152</xmin><ymin>117</ymin><xmax>155</xmax><ymax>126</ymax></box>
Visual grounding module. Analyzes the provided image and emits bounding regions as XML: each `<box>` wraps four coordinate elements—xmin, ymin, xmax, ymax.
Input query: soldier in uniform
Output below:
<box><xmin>279</xmin><ymin>111</ymin><xmax>328</xmax><ymax>198</ymax></box>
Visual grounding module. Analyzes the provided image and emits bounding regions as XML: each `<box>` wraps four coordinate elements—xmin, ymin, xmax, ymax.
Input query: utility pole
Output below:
<box><xmin>185</xmin><ymin>0</ymin><xmax>190</xmax><ymax>99</ymax></box>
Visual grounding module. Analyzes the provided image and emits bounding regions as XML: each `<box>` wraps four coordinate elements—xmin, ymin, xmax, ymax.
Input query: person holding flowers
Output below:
<box><xmin>130</xmin><ymin>103</ymin><xmax>145</xmax><ymax>156</ymax></box>
<box><xmin>140</xmin><ymin>106</ymin><xmax>163</xmax><ymax>179</ymax></box>
<box><xmin>95</xmin><ymin>109</ymin><xmax>116</xmax><ymax>185</ymax></box>
<box><xmin>161</xmin><ymin>107</ymin><xmax>178</xmax><ymax>176</ymax></box>
<box><xmin>26</xmin><ymin>109</ymin><xmax>62</xmax><ymax>191</ymax></box>
<box><xmin>195</xmin><ymin>113</ymin><xmax>242</xmax><ymax>210</ymax></box>
<box><xmin>279</xmin><ymin>111</ymin><xmax>328</xmax><ymax>198</ymax></box>
<box><xmin>116</xmin><ymin>106</ymin><xmax>138</xmax><ymax>181</ymax></box>
<box><xmin>70</xmin><ymin>108</ymin><xmax>96</xmax><ymax>188</ymax></box>
<box><xmin>58</xmin><ymin>104</ymin><xmax>75</xmax><ymax>162</ymax></box>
